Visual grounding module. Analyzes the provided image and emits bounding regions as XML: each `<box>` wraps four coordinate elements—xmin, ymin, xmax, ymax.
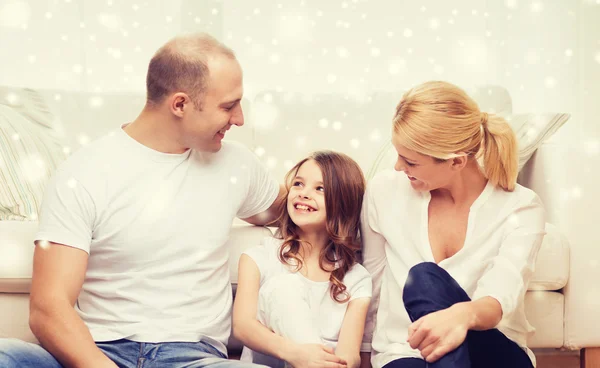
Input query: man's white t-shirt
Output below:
<box><xmin>361</xmin><ymin>169</ymin><xmax>546</xmax><ymax>368</ymax></box>
<box><xmin>35</xmin><ymin>126</ymin><xmax>280</xmax><ymax>354</ymax></box>
<box><xmin>240</xmin><ymin>237</ymin><xmax>372</xmax><ymax>366</ymax></box>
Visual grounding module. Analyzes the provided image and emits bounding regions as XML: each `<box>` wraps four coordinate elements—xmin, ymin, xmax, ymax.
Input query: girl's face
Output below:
<box><xmin>287</xmin><ymin>159</ymin><xmax>327</xmax><ymax>232</ymax></box>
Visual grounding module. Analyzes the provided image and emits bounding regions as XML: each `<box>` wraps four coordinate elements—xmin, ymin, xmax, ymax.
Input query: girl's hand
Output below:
<box><xmin>286</xmin><ymin>343</ymin><xmax>347</xmax><ymax>368</ymax></box>
<box><xmin>406</xmin><ymin>303</ymin><xmax>472</xmax><ymax>363</ymax></box>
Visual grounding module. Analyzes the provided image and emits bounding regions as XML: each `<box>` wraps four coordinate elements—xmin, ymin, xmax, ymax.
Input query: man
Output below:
<box><xmin>0</xmin><ymin>33</ymin><xmax>285</xmax><ymax>368</ymax></box>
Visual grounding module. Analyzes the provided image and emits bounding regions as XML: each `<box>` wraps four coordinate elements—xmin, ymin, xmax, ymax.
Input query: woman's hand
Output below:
<box><xmin>285</xmin><ymin>343</ymin><xmax>347</xmax><ymax>368</ymax></box>
<box><xmin>406</xmin><ymin>303</ymin><xmax>473</xmax><ymax>363</ymax></box>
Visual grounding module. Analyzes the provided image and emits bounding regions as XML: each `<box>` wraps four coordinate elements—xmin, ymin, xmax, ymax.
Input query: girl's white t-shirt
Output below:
<box><xmin>241</xmin><ymin>237</ymin><xmax>372</xmax><ymax>366</ymax></box>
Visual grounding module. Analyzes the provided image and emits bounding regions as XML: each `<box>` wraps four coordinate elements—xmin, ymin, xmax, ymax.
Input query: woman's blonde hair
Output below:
<box><xmin>393</xmin><ymin>81</ymin><xmax>518</xmax><ymax>191</ymax></box>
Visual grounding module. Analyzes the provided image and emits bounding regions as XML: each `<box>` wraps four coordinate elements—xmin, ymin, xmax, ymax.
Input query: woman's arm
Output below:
<box><xmin>407</xmin><ymin>196</ymin><xmax>546</xmax><ymax>363</ymax></box>
<box><xmin>232</xmin><ymin>254</ymin><xmax>346</xmax><ymax>368</ymax></box>
<box><xmin>335</xmin><ymin>298</ymin><xmax>371</xmax><ymax>368</ymax></box>
<box><xmin>360</xmin><ymin>185</ymin><xmax>388</xmax><ymax>353</ymax></box>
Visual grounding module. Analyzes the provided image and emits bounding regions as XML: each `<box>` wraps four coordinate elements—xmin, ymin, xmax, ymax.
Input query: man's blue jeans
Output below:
<box><xmin>0</xmin><ymin>338</ymin><xmax>266</xmax><ymax>368</ymax></box>
<box><xmin>384</xmin><ymin>262</ymin><xmax>534</xmax><ymax>368</ymax></box>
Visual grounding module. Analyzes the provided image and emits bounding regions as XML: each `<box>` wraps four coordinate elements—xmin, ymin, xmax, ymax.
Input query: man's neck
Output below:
<box><xmin>124</xmin><ymin>108</ymin><xmax>188</xmax><ymax>154</ymax></box>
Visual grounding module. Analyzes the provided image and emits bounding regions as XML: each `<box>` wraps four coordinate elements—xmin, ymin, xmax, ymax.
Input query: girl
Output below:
<box><xmin>233</xmin><ymin>151</ymin><xmax>372</xmax><ymax>368</ymax></box>
<box><xmin>361</xmin><ymin>81</ymin><xmax>545</xmax><ymax>368</ymax></box>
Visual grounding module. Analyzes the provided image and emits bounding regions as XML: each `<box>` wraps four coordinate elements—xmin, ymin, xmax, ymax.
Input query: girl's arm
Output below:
<box><xmin>233</xmin><ymin>254</ymin><xmax>346</xmax><ymax>368</ymax></box>
<box><xmin>334</xmin><ymin>297</ymin><xmax>371</xmax><ymax>368</ymax></box>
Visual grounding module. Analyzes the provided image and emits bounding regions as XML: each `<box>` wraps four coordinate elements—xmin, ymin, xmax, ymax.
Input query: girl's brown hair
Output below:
<box><xmin>275</xmin><ymin>151</ymin><xmax>366</xmax><ymax>303</ymax></box>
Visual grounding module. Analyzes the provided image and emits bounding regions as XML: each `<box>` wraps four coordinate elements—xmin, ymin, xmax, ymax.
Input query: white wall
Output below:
<box><xmin>1</xmin><ymin>0</ymin><xmax>599</xmax><ymax>242</ymax></box>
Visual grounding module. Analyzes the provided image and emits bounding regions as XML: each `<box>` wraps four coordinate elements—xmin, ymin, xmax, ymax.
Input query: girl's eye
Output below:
<box><xmin>292</xmin><ymin>181</ymin><xmax>303</xmax><ymax>187</ymax></box>
<box><xmin>317</xmin><ymin>186</ymin><xmax>325</xmax><ymax>192</ymax></box>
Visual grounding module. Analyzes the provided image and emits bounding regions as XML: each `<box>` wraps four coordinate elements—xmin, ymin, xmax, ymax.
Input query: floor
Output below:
<box><xmin>535</xmin><ymin>350</ymin><xmax>579</xmax><ymax>368</ymax></box>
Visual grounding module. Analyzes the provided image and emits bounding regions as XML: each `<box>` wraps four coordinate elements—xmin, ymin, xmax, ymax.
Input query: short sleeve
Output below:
<box><xmin>348</xmin><ymin>264</ymin><xmax>373</xmax><ymax>301</ymax></box>
<box><xmin>235</xmin><ymin>144</ymin><xmax>279</xmax><ymax>219</ymax></box>
<box><xmin>242</xmin><ymin>237</ymin><xmax>281</xmax><ymax>285</ymax></box>
<box><xmin>35</xmin><ymin>168</ymin><xmax>96</xmax><ymax>253</ymax></box>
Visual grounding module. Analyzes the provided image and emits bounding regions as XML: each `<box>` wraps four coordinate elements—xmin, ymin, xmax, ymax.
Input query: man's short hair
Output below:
<box><xmin>146</xmin><ymin>33</ymin><xmax>236</xmax><ymax>109</ymax></box>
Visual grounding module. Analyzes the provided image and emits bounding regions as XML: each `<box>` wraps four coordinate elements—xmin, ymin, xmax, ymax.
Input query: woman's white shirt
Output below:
<box><xmin>361</xmin><ymin>169</ymin><xmax>546</xmax><ymax>368</ymax></box>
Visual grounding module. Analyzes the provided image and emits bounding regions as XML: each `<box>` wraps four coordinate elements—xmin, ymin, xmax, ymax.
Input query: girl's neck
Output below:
<box><xmin>297</xmin><ymin>228</ymin><xmax>329</xmax><ymax>260</ymax></box>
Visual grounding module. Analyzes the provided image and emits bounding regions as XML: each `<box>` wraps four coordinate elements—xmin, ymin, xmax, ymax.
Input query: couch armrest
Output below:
<box><xmin>520</xmin><ymin>139</ymin><xmax>600</xmax><ymax>349</ymax></box>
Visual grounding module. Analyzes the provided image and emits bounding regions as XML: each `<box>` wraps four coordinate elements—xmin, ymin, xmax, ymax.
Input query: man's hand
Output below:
<box><xmin>285</xmin><ymin>343</ymin><xmax>347</xmax><ymax>368</ymax></box>
<box><xmin>406</xmin><ymin>304</ymin><xmax>471</xmax><ymax>363</ymax></box>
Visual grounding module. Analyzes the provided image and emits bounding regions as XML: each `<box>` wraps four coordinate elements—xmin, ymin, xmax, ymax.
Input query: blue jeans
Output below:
<box><xmin>384</xmin><ymin>262</ymin><xmax>534</xmax><ymax>368</ymax></box>
<box><xmin>0</xmin><ymin>338</ymin><xmax>266</xmax><ymax>368</ymax></box>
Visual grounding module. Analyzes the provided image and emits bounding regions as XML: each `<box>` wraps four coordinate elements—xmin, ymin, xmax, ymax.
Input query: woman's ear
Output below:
<box><xmin>450</xmin><ymin>153</ymin><xmax>468</xmax><ymax>171</ymax></box>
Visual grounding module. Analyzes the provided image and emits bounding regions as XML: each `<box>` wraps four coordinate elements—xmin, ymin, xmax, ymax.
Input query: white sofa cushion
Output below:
<box><xmin>528</xmin><ymin>223</ymin><xmax>570</xmax><ymax>291</ymax></box>
<box><xmin>526</xmin><ymin>291</ymin><xmax>564</xmax><ymax>348</ymax></box>
<box><xmin>0</xmin><ymin>220</ymin><xmax>569</xmax><ymax>292</ymax></box>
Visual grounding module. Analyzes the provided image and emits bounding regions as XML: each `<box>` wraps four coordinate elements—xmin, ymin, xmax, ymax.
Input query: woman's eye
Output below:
<box><xmin>406</xmin><ymin>162</ymin><xmax>416</xmax><ymax>167</ymax></box>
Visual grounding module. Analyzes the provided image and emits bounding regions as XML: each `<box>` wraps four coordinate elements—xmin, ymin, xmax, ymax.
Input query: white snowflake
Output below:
<box><xmin>336</xmin><ymin>47</ymin><xmax>349</xmax><ymax>58</ymax></box>
<box><xmin>283</xmin><ymin>160</ymin><xmax>294</xmax><ymax>170</ymax></box>
<box><xmin>369</xmin><ymin>130</ymin><xmax>382</xmax><ymax>142</ymax></box>
<box><xmin>270</xmin><ymin>53</ymin><xmax>280</xmax><ymax>63</ymax></box>
<box><xmin>583</xmin><ymin>139</ymin><xmax>599</xmax><ymax>156</ymax></box>
<box><xmin>296</xmin><ymin>136</ymin><xmax>307</xmax><ymax>148</ymax></box>
<box><xmin>504</xmin><ymin>0</ymin><xmax>518</xmax><ymax>9</ymax></box>
<box><xmin>230</xmin><ymin>176</ymin><xmax>238</xmax><ymax>184</ymax></box>
<box><xmin>370</xmin><ymin>47</ymin><xmax>381</xmax><ymax>57</ymax></box>
<box><xmin>67</xmin><ymin>178</ymin><xmax>78</xmax><ymax>189</ymax></box>
<box><xmin>531</xmin><ymin>1</ymin><xmax>543</xmax><ymax>12</ymax></box>
<box><xmin>595</xmin><ymin>51</ymin><xmax>600</xmax><ymax>64</ymax></box>
<box><xmin>97</xmin><ymin>13</ymin><xmax>121</xmax><ymax>30</ymax></box>
<box><xmin>38</xmin><ymin>240</ymin><xmax>50</xmax><ymax>249</ymax></box>
<box><xmin>429</xmin><ymin>18</ymin><xmax>440</xmax><ymax>30</ymax></box>
<box><xmin>332</xmin><ymin>121</ymin><xmax>342</xmax><ymax>131</ymax></box>
<box><xmin>350</xmin><ymin>139</ymin><xmax>360</xmax><ymax>149</ymax></box>
<box><xmin>266</xmin><ymin>157</ymin><xmax>278</xmax><ymax>169</ymax></box>
<box><xmin>565</xmin><ymin>49</ymin><xmax>573</xmax><ymax>57</ymax></box>
<box><xmin>327</xmin><ymin>74</ymin><xmax>337</xmax><ymax>84</ymax></box>
<box><xmin>0</xmin><ymin>1</ymin><xmax>31</xmax><ymax>28</ymax></box>
<box><xmin>318</xmin><ymin>118</ymin><xmax>329</xmax><ymax>128</ymax></box>
<box><xmin>89</xmin><ymin>96</ymin><xmax>104</xmax><ymax>108</ymax></box>
<box><xmin>403</xmin><ymin>29</ymin><xmax>413</xmax><ymax>38</ymax></box>
<box><xmin>544</xmin><ymin>77</ymin><xmax>556</xmax><ymax>88</ymax></box>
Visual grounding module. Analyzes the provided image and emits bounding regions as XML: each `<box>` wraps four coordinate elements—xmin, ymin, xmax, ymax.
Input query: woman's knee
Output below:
<box><xmin>404</xmin><ymin>262</ymin><xmax>444</xmax><ymax>296</ymax></box>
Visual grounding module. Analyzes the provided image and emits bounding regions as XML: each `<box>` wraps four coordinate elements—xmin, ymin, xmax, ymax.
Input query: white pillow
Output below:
<box><xmin>0</xmin><ymin>105</ymin><xmax>66</xmax><ymax>220</ymax></box>
<box><xmin>506</xmin><ymin>113</ymin><xmax>570</xmax><ymax>171</ymax></box>
<box><xmin>366</xmin><ymin>112</ymin><xmax>570</xmax><ymax>179</ymax></box>
<box><xmin>0</xmin><ymin>87</ymin><xmax>56</xmax><ymax>131</ymax></box>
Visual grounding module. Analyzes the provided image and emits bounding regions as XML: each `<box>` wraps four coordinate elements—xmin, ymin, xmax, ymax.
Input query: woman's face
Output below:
<box><xmin>391</xmin><ymin>135</ymin><xmax>454</xmax><ymax>192</ymax></box>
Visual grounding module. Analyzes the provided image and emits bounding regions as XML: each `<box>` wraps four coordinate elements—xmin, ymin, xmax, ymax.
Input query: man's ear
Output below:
<box><xmin>450</xmin><ymin>153</ymin><xmax>468</xmax><ymax>171</ymax></box>
<box><xmin>170</xmin><ymin>93</ymin><xmax>190</xmax><ymax>118</ymax></box>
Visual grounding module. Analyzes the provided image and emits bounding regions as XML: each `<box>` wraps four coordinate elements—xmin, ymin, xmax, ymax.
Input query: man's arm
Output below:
<box><xmin>241</xmin><ymin>184</ymin><xmax>286</xmax><ymax>226</ymax></box>
<box><xmin>29</xmin><ymin>242</ymin><xmax>117</xmax><ymax>368</ymax></box>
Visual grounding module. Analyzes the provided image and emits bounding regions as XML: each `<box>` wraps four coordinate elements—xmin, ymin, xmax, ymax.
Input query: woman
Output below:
<box><xmin>361</xmin><ymin>81</ymin><xmax>545</xmax><ymax>368</ymax></box>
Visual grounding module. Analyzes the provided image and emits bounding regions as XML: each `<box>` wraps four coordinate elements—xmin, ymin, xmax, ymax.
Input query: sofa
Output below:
<box><xmin>0</xmin><ymin>84</ymin><xmax>598</xmax><ymax>366</ymax></box>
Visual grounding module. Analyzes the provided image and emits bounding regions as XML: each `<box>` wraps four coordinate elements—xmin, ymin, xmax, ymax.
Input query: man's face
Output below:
<box><xmin>182</xmin><ymin>56</ymin><xmax>244</xmax><ymax>152</ymax></box>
